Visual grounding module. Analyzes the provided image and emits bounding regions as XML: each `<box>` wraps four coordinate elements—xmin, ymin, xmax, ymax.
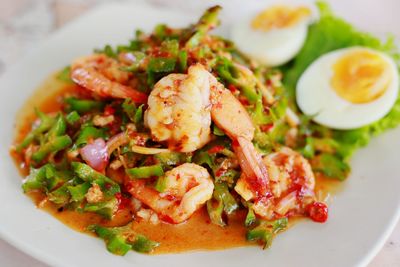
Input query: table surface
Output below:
<box><xmin>0</xmin><ymin>0</ymin><xmax>399</xmax><ymax>266</ymax></box>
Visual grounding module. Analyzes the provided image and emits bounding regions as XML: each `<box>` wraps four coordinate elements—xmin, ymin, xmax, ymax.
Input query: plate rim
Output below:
<box><xmin>0</xmin><ymin>2</ymin><xmax>399</xmax><ymax>267</ymax></box>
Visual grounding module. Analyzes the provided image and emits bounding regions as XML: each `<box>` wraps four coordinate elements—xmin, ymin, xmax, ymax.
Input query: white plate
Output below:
<box><xmin>1</xmin><ymin>1</ymin><xmax>400</xmax><ymax>267</ymax></box>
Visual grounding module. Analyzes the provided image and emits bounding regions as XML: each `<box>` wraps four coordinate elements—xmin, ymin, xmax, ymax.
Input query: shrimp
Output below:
<box><xmin>144</xmin><ymin>63</ymin><xmax>270</xmax><ymax>194</ymax></box>
<box><xmin>144</xmin><ymin>65</ymin><xmax>212</xmax><ymax>152</ymax></box>
<box><xmin>235</xmin><ymin>147</ymin><xmax>328</xmax><ymax>222</ymax></box>
<box><xmin>126</xmin><ymin>163</ymin><xmax>214</xmax><ymax>224</ymax></box>
<box><xmin>70</xmin><ymin>54</ymin><xmax>147</xmax><ymax>103</ymax></box>
<box><xmin>207</xmin><ymin>67</ymin><xmax>272</xmax><ymax>198</ymax></box>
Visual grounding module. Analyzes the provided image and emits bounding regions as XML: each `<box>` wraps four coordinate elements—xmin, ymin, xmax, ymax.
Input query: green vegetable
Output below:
<box><xmin>154</xmin><ymin>176</ymin><xmax>167</xmax><ymax>193</ymax></box>
<box><xmin>213</xmin><ymin>182</ymin><xmax>238</xmax><ymax>214</ymax></box>
<box><xmin>22</xmin><ymin>164</ymin><xmax>56</xmax><ymax>192</ymax></box>
<box><xmin>16</xmin><ymin>109</ymin><xmax>55</xmax><ymax>152</ymax></box>
<box><xmin>70</xmin><ymin>164</ymin><xmax>120</xmax><ymax>218</ymax></box>
<box><xmin>153</xmin><ymin>24</ymin><xmax>168</xmax><ymax>41</ymax></box>
<box><xmin>89</xmin><ymin>224</ymin><xmax>131</xmax><ymax>255</ymax></box>
<box><xmin>48</xmin><ymin>114</ymin><xmax>67</xmax><ymax>138</ymax></box>
<box><xmin>131</xmin><ymin>235</ymin><xmax>160</xmax><ymax>253</ymax></box>
<box><xmin>147</xmin><ymin>57</ymin><xmax>176</xmax><ymax>73</ymax></box>
<box><xmin>246</xmin><ymin>227</ymin><xmax>273</xmax><ymax>249</ymax></box>
<box><xmin>48</xmin><ymin>182</ymin><xmax>71</xmax><ymax>205</ymax></box>
<box><xmin>215</xmin><ymin>169</ymin><xmax>239</xmax><ymax>188</ymax></box>
<box><xmin>68</xmin><ymin>182</ymin><xmax>91</xmax><ymax>202</ymax></box>
<box><xmin>269</xmin><ymin>96</ymin><xmax>288</xmax><ymax>122</ymax></box>
<box><xmin>155</xmin><ymin>152</ymin><xmax>182</xmax><ymax>166</ymax></box>
<box><xmin>251</xmin><ymin>92</ymin><xmax>271</xmax><ymax>125</ymax></box>
<box><xmin>126</xmin><ymin>164</ymin><xmax>164</xmax><ymax>179</ymax></box>
<box><xmin>207</xmin><ymin>199</ymin><xmax>226</xmax><ymax>227</ymax></box>
<box><xmin>75</xmin><ymin>126</ymin><xmax>107</xmax><ymax>147</ymax></box>
<box><xmin>65</xmin><ymin>97</ymin><xmax>105</xmax><ymax>114</ymax></box>
<box><xmin>155</xmin><ymin>152</ymin><xmax>190</xmax><ymax>167</ymax></box>
<box><xmin>89</xmin><ymin>224</ymin><xmax>159</xmax><ymax>256</ymax></box>
<box><xmin>213</xmin><ymin>124</ymin><xmax>225</xmax><ymax>136</ymax></box>
<box><xmin>29</xmin><ymin>113</ymin><xmax>71</xmax><ymax>162</ymax></box>
<box><xmin>147</xmin><ymin>57</ymin><xmax>177</xmax><ymax>86</ymax></box>
<box><xmin>193</xmin><ymin>150</ymin><xmax>214</xmax><ymax>170</ymax></box>
<box><xmin>119</xmin><ymin>52</ymin><xmax>146</xmax><ymax>72</ymax></box>
<box><xmin>122</xmin><ymin>98</ymin><xmax>137</xmax><ymax>122</ymax></box>
<box><xmin>95</xmin><ymin>44</ymin><xmax>117</xmax><ymax>58</ymax></box>
<box><xmin>245</xmin><ymin>206</ymin><xmax>256</xmax><ymax>227</ymax></box>
<box><xmin>178</xmin><ymin>51</ymin><xmax>188</xmax><ymax>72</ymax></box>
<box><xmin>313</xmin><ymin>153</ymin><xmax>350</xmax><ymax>181</ymax></box>
<box><xmin>57</xmin><ymin>66</ymin><xmax>72</xmax><ymax>83</ymax></box>
<box><xmin>246</xmin><ymin>218</ymin><xmax>288</xmax><ymax>249</ymax></box>
<box><xmin>300</xmin><ymin>137</ymin><xmax>315</xmax><ymax>159</ymax></box>
<box><xmin>161</xmin><ymin>39</ymin><xmax>179</xmax><ymax>57</ymax></box>
<box><xmin>66</xmin><ymin>111</ymin><xmax>80</xmax><ymax>124</ymax></box>
<box><xmin>84</xmin><ymin>198</ymin><xmax>119</xmax><ymax>219</ymax></box>
<box><xmin>31</xmin><ymin>135</ymin><xmax>72</xmax><ymax>162</ymax></box>
<box><xmin>134</xmin><ymin>104</ymin><xmax>144</xmax><ymax>125</ymax></box>
<box><xmin>71</xmin><ymin>162</ymin><xmax>120</xmax><ymax>197</ymax></box>
<box><xmin>216</xmin><ymin>57</ymin><xmax>258</xmax><ymax>102</ymax></box>
<box><xmin>186</xmin><ymin>5</ymin><xmax>221</xmax><ymax>48</ymax></box>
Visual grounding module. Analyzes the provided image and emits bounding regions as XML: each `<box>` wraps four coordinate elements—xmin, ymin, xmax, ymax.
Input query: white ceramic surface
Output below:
<box><xmin>0</xmin><ymin>2</ymin><xmax>400</xmax><ymax>267</ymax></box>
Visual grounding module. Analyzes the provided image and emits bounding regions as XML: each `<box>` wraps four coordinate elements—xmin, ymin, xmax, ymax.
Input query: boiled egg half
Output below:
<box><xmin>231</xmin><ymin>3</ymin><xmax>316</xmax><ymax>67</ymax></box>
<box><xmin>296</xmin><ymin>47</ymin><xmax>399</xmax><ymax>129</ymax></box>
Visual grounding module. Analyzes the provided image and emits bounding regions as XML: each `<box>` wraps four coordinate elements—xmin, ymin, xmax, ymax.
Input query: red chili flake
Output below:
<box><xmin>159</xmin><ymin>214</ymin><xmax>175</xmax><ymax>224</ymax></box>
<box><xmin>228</xmin><ymin>84</ymin><xmax>239</xmax><ymax>94</ymax></box>
<box><xmin>238</xmin><ymin>96</ymin><xmax>250</xmax><ymax>106</ymax></box>
<box><xmin>124</xmin><ymin>181</ymin><xmax>133</xmax><ymax>192</ymax></box>
<box><xmin>108</xmin><ymin>120</ymin><xmax>121</xmax><ymax>136</ymax></box>
<box><xmin>215</xmin><ymin>168</ymin><xmax>226</xmax><ymax>178</ymax></box>
<box><xmin>306</xmin><ymin>202</ymin><xmax>328</xmax><ymax>223</ymax></box>
<box><xmin>263</xmin><ymin>106</ymin><xmax>271</xmax><ymax>114</ymax></box>
<box><xmin>104</xmin><ymin>105</ymin><xmax>115</xmax><ymax>116</ymax></box>
<box><xmin>208</xmin><ymin>145</ymin><xmax>225</xmax><ymax>154</ymax></box>
<box><xmin>105</xmin><ymin>183</ymin><xmax>112</xmax><ymax>190</ymax></box>
<box><xmin>115</xmin><ymin>192</ymin><xmax>131</xmax><ymax>211</ymax></box>
<box><xmin>186</xmin><ymin>178</ymin><xmax>199</xmax><ymax>191</ymax></box>
<box><xmin>214</xmin><ymin>102</ymin><xmax>223</xmax><ymax>109</ymax></box>
<box><xmin>150</xmin><ymin>47</ymin><xmax>170</xmax><ymax>57</ymax></box>
<box><xmin>260</xmin><ymin>123</ymin><xmax>274</xmax><ymax>132</ymax></box>
<box><xmin>173</xmin><ymin>79</ymin><xmax>182</xmax><ymax>87</ymax></box>
<box><xmin>164</xmin><ymin>194</ymin><xmax>177</xmax><ymax>201</ymax></box>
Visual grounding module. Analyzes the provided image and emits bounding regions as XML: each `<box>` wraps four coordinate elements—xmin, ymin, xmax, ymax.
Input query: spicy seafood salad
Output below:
<box><xmin>11</xmin><ymin>2</ymin><xmax>400</xmax><ymax>255</ymax></box>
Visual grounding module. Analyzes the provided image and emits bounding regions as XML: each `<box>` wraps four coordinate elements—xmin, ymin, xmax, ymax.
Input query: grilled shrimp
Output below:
<box><xmin>235</xmin><ymin>147</ymin><xmax>328</xmax><ymax>222</ymax></box>
<box><xmin>70</xmin><ymin>54</ymin><xmax>147</xmax><ymax>103</ymax></box>
<box><xmin>127</xmin><ymin>163</ymin><xmax>214</xmax><ymax>224</ymax></box>
<box><xmin>144</xmin><ymin>65</ymin><xmax>212</xmax><ymax>152</ymax></box>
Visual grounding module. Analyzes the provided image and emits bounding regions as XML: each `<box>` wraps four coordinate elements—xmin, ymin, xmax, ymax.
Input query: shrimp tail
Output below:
<box><xmin>71</xmin><ymin>58</ymin><xmax>148</xmax><ymax>103</ymax></box>
<box><xmin>232</xmin><ymin>137</ymin><xmax>271</xmax><ymax>198</ymax></box>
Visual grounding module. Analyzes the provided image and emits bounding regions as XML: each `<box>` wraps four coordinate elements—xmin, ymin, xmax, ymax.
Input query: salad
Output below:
<box><xmin>11</xmin><ymin>1</ymin><xmax>400</xmax><ymax>256</ymax></box>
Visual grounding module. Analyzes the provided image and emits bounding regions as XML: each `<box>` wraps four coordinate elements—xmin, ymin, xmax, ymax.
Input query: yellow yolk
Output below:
<box><xmin>331</xmin><ymin>50</ymin><xmax>392</xmax><ymax>104</ymax></box>
<box><xmin>251</xmin><ymin>5</ymin><xmax>311</xmax><ymax>31</ymax></box>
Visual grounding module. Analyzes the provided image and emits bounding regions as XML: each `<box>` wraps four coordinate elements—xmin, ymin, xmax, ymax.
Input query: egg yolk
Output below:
<box><xmin>331</xmin><ymin>50</ymin><xmax>392</xmax><ymax>104</ymax></box>
<box><xmin>251</xmin><ymin>5</ymin><xmax>311</xmax><ymax>31</ymax></box>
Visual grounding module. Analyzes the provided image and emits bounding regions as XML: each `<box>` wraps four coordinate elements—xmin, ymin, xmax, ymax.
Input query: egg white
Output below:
<box><xmin>296</xmin><ymin>46</ymin><xmax>399</xmax><ymax>129</ymax></box>
<box><xmin>230</xmin><ymin>3</ymin><xmax>317</xmax><ymax>67</ymax></box>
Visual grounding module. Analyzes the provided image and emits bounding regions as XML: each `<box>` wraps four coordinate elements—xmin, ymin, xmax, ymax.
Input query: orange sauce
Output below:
<box><xmin>11</xmin><ymin>73</ymin><xmax>344</xmax><ymax>254</ymax></box>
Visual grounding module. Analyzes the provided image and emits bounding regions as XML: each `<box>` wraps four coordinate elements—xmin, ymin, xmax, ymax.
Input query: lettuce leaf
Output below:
<box><xmin>283</xmin><ymin>1</ymin><xmax>400</xmax><ymax>161</ymax></box>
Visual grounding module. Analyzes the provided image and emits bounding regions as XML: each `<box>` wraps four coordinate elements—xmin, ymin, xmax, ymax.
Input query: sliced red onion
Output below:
<box><xmin>80</xmin><ymin>138</ymin><xmax>109</xmax><ymax>172</ymax></box>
